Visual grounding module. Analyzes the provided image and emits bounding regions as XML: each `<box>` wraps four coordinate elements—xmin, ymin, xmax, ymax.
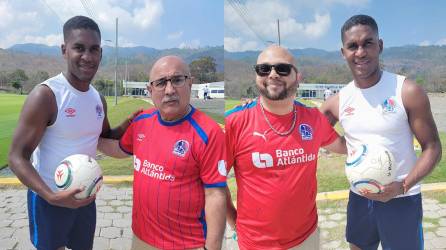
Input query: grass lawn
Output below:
<box><xmin>99</xmin><ymin>97</ymin><xmax>153</xmax><ymax>175</ymax></box>
<box><xmin>0</xmin><ymin>94</ymin><xmax>27</xmax><ymax>167</ymax></box>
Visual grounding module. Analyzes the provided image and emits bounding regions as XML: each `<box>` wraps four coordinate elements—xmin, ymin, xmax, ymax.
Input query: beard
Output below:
<box><xmin>257</xmin><ymin>80</ymin><xmax>297</xmax><ymax>101</ymax></box>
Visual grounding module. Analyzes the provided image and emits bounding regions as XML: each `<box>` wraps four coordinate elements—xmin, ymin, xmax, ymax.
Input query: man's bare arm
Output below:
<box><xmin>8</xmin><ymin>85</ymin><xmax>94</xmax><ymax>208</ymax></box>
<box><xmin>364</xmin><ymin>80</ymin><xmax>442</xmax><ymax>202</ymax></box>
<box><xmin>97</xmin><ymin>138</ymin><xmax>130</xmax><ymax>158</ymax></box>
<box><xmin>204</xmin><ymin>187</ymin><xmax>227</xmax><ymax>250</ymax></box>
<box><xmin>320</xmin><ymin>93</ymin><xmax>340</xmax><ymax>126</ymax></box>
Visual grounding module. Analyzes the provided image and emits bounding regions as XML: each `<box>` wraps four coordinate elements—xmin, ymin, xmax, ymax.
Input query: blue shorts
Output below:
<box><xmin>27</xmin><ymin>190</ymin><xmax>96</xmax><ymax>250</ymax></box>
<box><xmin>346</xmin><ymin>191</ymin><xmax>423</xmax><ymax>250</ymax></box>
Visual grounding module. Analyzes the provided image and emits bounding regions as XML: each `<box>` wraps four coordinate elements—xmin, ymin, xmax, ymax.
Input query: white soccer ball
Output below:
<box><xmin>54</xmin><ymin>154</ymin><xmax>103</xmax><ymax>199</ymax></box>
<box><xmin>345</xmin><ymin>144</ymin><xmax>396</xmax><ymax>194</ymax></box>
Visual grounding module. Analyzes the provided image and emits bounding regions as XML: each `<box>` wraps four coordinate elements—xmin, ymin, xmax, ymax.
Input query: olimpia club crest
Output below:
<box><xmin>173</xmin><ymin>140</ymin><xmax>190</xmax><ymax>157</ymax></box>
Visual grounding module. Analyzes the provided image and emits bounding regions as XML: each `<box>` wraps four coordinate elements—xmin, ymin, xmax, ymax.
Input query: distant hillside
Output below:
<box><xmin>7</xmin><ymin>43</ymin><xmax>224</xmax><ymax>72</ymax></box>
<box><xmin>0</xmin><ymin>44</ymin><xmax>224</xmax><ymax>93</ymax></box>
<box><xmin>225</xmin><ymin>45</ymin><xmax>446</xmax><ymax>98</ymax></box>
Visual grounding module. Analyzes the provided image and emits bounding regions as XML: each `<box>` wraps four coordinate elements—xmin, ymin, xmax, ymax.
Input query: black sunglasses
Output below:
<box><xmin>254</xmin><ymin>63</ymin><xmax>297</xmax><ymax>77</ymax></box>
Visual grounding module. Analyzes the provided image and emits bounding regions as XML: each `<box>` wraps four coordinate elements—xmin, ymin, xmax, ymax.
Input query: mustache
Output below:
<box><xmin>162</xmin><ymin>96</ymin><xmax>179</xmax><ymax>103</ymax></box>
<box><xmin>264</xmin><ymin>79</ymin><xmax>286</xmax><ymax>85</ymax></box>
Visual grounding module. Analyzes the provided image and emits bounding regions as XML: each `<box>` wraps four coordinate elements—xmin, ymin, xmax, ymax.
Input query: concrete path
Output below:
<box><xmin>1</xmin><ymin>184</ymin><xmax>445</xmax><ymax>249</ymax></box>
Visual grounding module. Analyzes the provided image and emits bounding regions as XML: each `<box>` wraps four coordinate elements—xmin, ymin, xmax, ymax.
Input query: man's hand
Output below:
<box><xmin>240</xmin><ymin>98</ymin><xmax>255</xmax><ymax>107</ymax></box>
<box><xmin>47</xmin><ymin>187</ymin><xmax>96</xmax><ymax>209</ymax></box>
<box><xmin>361</xmin><ymin>181</ymin><xmax>404</xmax><ymax>202</ymax></box>
<box><xmin>118</xmin><ymin>108</ymin><xmax>143</xmax><ymax>130</ymax></box>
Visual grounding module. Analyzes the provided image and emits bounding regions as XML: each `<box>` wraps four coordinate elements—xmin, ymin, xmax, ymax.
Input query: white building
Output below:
<box><xmin>122</xmin><ymin>81</ymin><xmax>147</xmax><ymax>96</ymax></box>
<box><xmin>191</xmin><ymin>81</ymin><xmax>224</xmax><ymax>99</ymax></box>
<box><xmin>122</xmin><ymin>81</ymin><xmax>225</xmax><ymax>99</ymax></box>
<box><xmin>297</xmin><ymin>83</ymin><xmax>346</xmax><ymax>99</ymax></box>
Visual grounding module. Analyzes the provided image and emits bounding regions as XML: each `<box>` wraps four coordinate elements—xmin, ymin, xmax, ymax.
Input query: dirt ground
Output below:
<box><xmin>428</xmin><ymin>93</ymin><xmax>446</xmax><ymax>132</ymax></box>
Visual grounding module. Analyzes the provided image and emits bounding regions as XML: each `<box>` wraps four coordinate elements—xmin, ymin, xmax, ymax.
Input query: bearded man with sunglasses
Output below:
<box><xmin>99</xmin><ymin>56</ymin><xmax>227</xmax><ymax>250</ymax></box>
<box><xmin>225</xmin><ymin>45</ymin><xmax>347</xmax><ymax>250</ymax></box>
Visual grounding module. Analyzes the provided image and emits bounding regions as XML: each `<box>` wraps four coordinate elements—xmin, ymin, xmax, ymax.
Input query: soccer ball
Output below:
<box><xmin>345</xmin><ymin>144</ymin><xmax>396</xmax><ymax>194</ymax></box>
<box><xmin>54</xmin><ymin>154</ymin><xmax>103</xmax><ymax>199</ymax></box>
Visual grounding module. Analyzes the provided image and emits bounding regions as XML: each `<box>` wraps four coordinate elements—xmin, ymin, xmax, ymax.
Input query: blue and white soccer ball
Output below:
<box><xmin>54</xmin><ymin>154</ymin><xmax>103</xmax><ymax>199</ymax></box>
<box><xmin>345</xmin><ymin>144</ymin><xmax>396</xmax><ymax>194</ymax></box>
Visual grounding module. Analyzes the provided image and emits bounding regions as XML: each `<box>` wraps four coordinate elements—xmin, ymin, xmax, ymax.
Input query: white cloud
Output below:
<box><xmin>225</xmin><ymin>0</ymin><xmax>331</xmax><ymax>49</ymax></box>
<box><xmin>179</xmin><ymin>39</ymin><xmax>201</xmax><ymax>49</ymax></box>
<box><xmin>419</xmin><ymin>40</ymin><xmax>431</xmax><ymax>46</ymax></box>
<box><xmin>23</xmin><ymin>34</ymin><xmax>63</xmax><ymax>46</ymax></box>
<box><xmin>0</xmin><ymin>0</ymin><xmax>164</xmax><ymax>48</ymax></box>
<box><xmin>224</xmin><ymin>37</ymin><xmax>258</xmax><ymax>52</ymax></box>
<box><xmin>435</xmin><ymin>38</ymin><xmax>446</xmax><ymax>46</ymax></box>
<box><xmin>167</xmin><ymin>31</ymin><xmax>184</xmax><ymax>40</ymax></box>
<box><xmin>0</xmin><ymin>1</ymin><xmax>15</xmax><ymax>29</ymax></box>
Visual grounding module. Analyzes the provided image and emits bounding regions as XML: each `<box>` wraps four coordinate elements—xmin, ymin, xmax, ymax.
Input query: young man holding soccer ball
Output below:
<box><xmin>8</xmin><ymin>16</ymin><xmax>134</xmax><ymax>250</ymax></box>
<box><xmin>320</xmin><ymin>15</ymin><xmax>442</xmax><ymax>249</ymax></box>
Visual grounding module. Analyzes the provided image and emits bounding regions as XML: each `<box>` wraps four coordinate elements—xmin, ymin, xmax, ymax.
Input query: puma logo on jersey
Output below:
<box><xmin>137</xmin><ymin>133</ymin><xmax>145</xmax><ymax>142</ymax></box>
<box><xmin>253</xmin><ymin>131</ymin><xmax>267</xmax><ymax>141</ymax></box>
<box><xmin>252</xmin><ymin>152</ymin><xmax>273</xmax><ymax>168</ymax></box>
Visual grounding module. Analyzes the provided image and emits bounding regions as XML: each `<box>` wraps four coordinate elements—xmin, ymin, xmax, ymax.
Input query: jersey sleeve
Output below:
<box><xmin>119</xmin><ymin>121</ymin><xmax>134</xmax><ymax>155</ymax></box>
<box><xmin>199</xmin><ymin>126</ymin><xmax>227</xmax><ymax>188</ymax></box>
<box><xmin>318</xmin><ymin>110</ymin><xmax>339</xmax><ymax>147</ymax></box>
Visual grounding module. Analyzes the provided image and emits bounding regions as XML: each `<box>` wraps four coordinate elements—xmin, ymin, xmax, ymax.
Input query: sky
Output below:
<box><xmin>0</xmin><ymin>0</ymin><xmax>223</xmax><ymax>49</ymax></box>
<box><xmin>224</xmin><ymin>0</ymin><xmax>446</xmax><ymax>52</ymax></box>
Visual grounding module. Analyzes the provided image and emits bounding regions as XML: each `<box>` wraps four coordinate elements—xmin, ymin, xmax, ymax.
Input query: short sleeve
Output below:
<box><xmin>119</xmin><ymin>122</ymin><xmax>134</xmax><ymax>155</ymax></box>
<box><xmin>199</xmin><ymin>126</ymin><xmax>227</xmax><ymax>188</ymax></box>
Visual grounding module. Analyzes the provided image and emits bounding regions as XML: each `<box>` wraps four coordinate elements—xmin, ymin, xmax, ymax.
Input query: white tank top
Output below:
<box><xmin>32</xmin><ymin>73</ymin><xmax>104</xmax><ymax>191</ymax></box>
<box><xmin>339</xmin><ymin>71</ymin><xmax>419</xmax><ymax>197</ymax></box>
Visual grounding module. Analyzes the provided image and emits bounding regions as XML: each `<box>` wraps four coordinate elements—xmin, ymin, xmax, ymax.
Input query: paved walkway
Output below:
<box><xmin>0</xmin><ymin>185</ymin><xmax>445</xmax><ymax>249</ymax></box>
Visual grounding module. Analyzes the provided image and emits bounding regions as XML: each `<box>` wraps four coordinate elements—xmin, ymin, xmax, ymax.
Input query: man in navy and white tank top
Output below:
<box><xmin>9</xmin><ymin>16</ymin><xmax>134</xmax><ymax>250</ymax></box>
<box><xmin>321</xmin><ymin>15</ymin><xmax>441</xmax><ymax>250</ymax></box>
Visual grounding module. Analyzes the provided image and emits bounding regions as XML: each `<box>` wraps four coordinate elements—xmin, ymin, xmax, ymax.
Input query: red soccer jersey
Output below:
<box><xmin>225</xmin><ymin>99</ymin><xmax>338</xmax><ymax>250</ymax></box>
<box><xmin>120</xmin><ymin>106</ymin><xmax>227</xmax><ymax>250</ymax></box>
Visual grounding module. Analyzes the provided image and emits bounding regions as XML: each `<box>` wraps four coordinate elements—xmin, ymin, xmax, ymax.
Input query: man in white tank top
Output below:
<box><xmin>8</xmin><ymin>16</ymin><xmax>135</xmax><ymax>250</ymax></box>
<box><xmin>320</xmin><ymin>15</ymin><xmax>441</xmax><ymax>250</ymax></box>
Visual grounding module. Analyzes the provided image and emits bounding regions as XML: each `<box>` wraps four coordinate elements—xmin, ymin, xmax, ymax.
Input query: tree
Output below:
<box><xmin>33</xmin><ymin>71</ymin><xmax>50</xmax><ymax>83</ymax></box>
<box><xmin>189</xmin><ymin>56</ymin><xmax>217</xmax><ymax>84</ymax></box>
<box><xmin>8</xmin><ymin>69</ymin><xmax>28</xmax><ymax>94</ymax></box>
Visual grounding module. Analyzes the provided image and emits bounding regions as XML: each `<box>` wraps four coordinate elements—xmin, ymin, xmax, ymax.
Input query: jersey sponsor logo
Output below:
<box><xmin>218</xmin><ymin>160</ymin><xmax>227</xmax><ymax>176</ymax></box>
<box><xmin>96</xmin><ymin>104</ymin><xmax>103</xmax><ymax>118</ymax></box>
<box><xmin>253</xmin><ymin>131</ymin><xmax>267</xmax><ymax>141</ymax></box>
<box><xmin>137</xmin><ymin>133</ymin><xmax>145</xmax><ymax>142</ymax></box>
<box><xmin>382</xmin><ymin>97</ymin><xmax>396</xmax><ymax>113</ymax></box>
<box><xmin>64</xmin><ymin>107</ymin><xmax>76</xmax><ymax>117</ymax></box>
<box><xmin>252</xmin><ymin>152</ymin><xmax>273</xmax><ymax>168</ymax></box>
<box><xmin>276</xmin><ymin>148</ymin><xmax>316</xmax><ymax>166</ymax></box>
<box><xmin>173</xmin><ymin>140</ymin><xmax>190</xmax><ymax>157</ymax></box>
<box><xmin>252</xmin><ymin>148</ymin><xmax>317</xmax><ymax>169</ymax></box>
<box><xmin>299</xmin><ymin>124</ymin><xmax>313</xmax><ymax>141</ymax></box>
<box><xmin>344</xmin><ymin>106</ymin><xmax>355</xmax><ymax>116</ymax></box>
<box><xmin>133</xmin><ymin>156</ymin><xmax>175</xmax><ymax>181</ymax></box>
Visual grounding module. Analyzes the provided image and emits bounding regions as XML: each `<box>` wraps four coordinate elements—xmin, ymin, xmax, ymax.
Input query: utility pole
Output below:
<box><xmin>125</xmin><ymin>60</ymin><xmax>128</xmax><ymax>96</ymax></box>
<box><xmin>114</xmin><ymin>17</ymin><xmax>118</xmax><ymax>106</ymax></box>
<box><xmin>277</xmin><ymin>19</ymin><xmax>281</xmax><ymax>46</ymax></box>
